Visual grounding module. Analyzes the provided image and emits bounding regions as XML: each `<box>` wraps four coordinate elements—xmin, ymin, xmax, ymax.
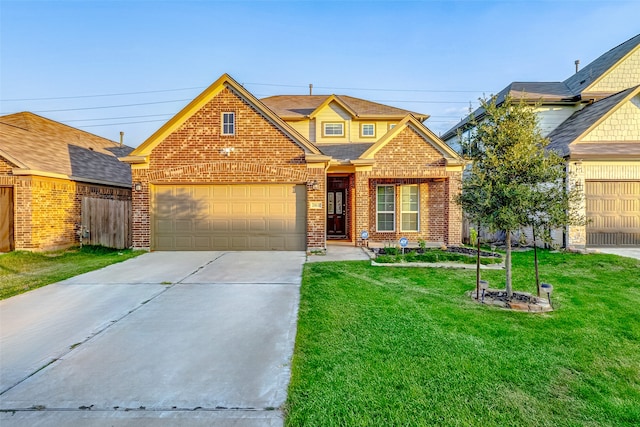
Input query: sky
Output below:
<box><xmin>1</xmin><ymin>0</ymin><xmax>639</xmax><ymax>147</ymax></box>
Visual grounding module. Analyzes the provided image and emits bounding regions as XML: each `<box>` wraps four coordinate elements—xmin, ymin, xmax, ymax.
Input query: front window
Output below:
<box><xmin>377</xmin><ymin>185</ymin><xmax>395</xmax><ymax>231</ymax></box>
<box><xmin>222</xmin><ymin>112</ymin><xmax>235</xmax><ymax>135</ymax></box>
<box><xmin>361</xmin><ymin>123</ymin><xmax>375</xmax><ymax>137</ymax></box>
<box><xmin>401</xmin><ymin>185</ymin><xmax>419</xmax><ymax>231</ymax></box>
<box><xmin>323</xmin><ymin>122</ymin><xmax>344</xmax><ymax>137</ymax></box>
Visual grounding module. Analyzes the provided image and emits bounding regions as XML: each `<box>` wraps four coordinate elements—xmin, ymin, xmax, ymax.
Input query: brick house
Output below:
<box><xmin>443</xmin><ymin>34</ymin><xmax>640</xmax><ymax>248</ymax></box>
<box><xmin>121</xmin><ymin>74</ymin><xmax>464</xmax><ymax>251</ymax></box>
<box><xmin>0</xmin><ymin>112</ymin><xmax>133</xmax><ymax>251</ymax></box>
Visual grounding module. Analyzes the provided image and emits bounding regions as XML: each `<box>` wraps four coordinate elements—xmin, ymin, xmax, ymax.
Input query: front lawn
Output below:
<box><xmin>286</xmin><ymin>251</ymin><xmax>640</xmax><ymax>426</ymax></box>
<box><xmin>0</xmin><ymin>246</ymin><xmax>143</xmax><ymax>299</ymax></box>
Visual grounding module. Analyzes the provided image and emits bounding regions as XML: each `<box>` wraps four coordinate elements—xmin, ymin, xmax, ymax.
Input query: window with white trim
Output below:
<box><xmin>323</xmin><ymin>122</ymin><xmax>344</xmax><ymax>137</ymax></box>
<box><xmin>401</xmin><ymin>185</ymin><xmax>419</xmax><ymax>231</ymax></box>
<box><xmin>376</xmin><ymin>185</ymin><xmax>395</xmax><ymax>231</ymax></box>
<box><xmin>222</xmin><ymin>112</ymin><xmax>235</xmax><ymax>135</ymax></box>
<box><xmin>361</xmin><ymin>123</ymin><xmax>375</xmax><ymax>137</ymax></box>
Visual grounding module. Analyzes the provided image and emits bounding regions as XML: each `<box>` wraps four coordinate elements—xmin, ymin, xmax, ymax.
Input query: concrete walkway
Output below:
<box><xmin>0</xmin><ymin>251</ymin><xmax>305</xmax><ymax>426</ymax></box>
<box><xmin>589</xmin><ymin>247</ymin><xmax>640</xmax><ymax>261</ymax></box>
<box><xmin>306</xmin><ymin>244</ymin><xmax>371</xmax><ymax>262</ymax></box>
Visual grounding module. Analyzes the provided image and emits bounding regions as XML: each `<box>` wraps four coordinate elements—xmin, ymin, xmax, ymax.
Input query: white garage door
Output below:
<box><xmin>586</xmin><ymin>181</ymin><xmax>640</xmax><ymax>246</ymax></box>
<box><xmin>152</xmin><ymin>184</ymin><xmax>306</xmax><ymax>251</ymax></box>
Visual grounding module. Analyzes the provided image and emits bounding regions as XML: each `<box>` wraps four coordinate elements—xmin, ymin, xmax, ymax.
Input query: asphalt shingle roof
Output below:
<box><xmin>442</xmin><ymin>33</ymin><xmax>640</xmax><ymax>141</ymax></box>
<box><xmin>0</xmin><ymin>112</ymin><xmax>133</xmax><ymax>186</ymax></box>
<box><xmin>564</xmin><ymin>33</ymin><xmax>640</xmax><ymax>95</ymax></box>
<box><xmin>261</xmin><ymin>95</ymin><xmax>428</xmax><ymax>120</ymax></box>
<box><xmin>315</xmin><ymin>143</ymin><xmax>375</xmax><ymax>160</ymax></box>
<box><xmin>546</xmin><ymin>86</ymin><xmax>639</xmax><ymax>157</ymax></box>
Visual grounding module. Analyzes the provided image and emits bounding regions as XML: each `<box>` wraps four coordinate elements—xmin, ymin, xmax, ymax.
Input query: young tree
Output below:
<box><xmin>459</xmin><ymin>95</ymin><xmax>567</xmax><ymax>298</ymax></box>
<box><xmin>525</xmin><ymin>171</ymin><xmax>584</xmax><ymax>296</ymax></box>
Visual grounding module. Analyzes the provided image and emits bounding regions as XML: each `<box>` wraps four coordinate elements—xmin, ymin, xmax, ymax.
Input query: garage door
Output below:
<box><xmin>152</xmin><ymin>184</ymin><xmax>306</xmax><ymax>251</ymax></box>
<box><xmin>586</xmin><ymin>181</ymin><xmax>640</xmax><ymax>246</ymax></box>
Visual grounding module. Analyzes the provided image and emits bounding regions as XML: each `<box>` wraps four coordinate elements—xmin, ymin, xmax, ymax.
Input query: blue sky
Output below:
<box><xmin>1</xmin><ymin>0</ymin><xmax>638</xmax><ymax>146</ymax></box>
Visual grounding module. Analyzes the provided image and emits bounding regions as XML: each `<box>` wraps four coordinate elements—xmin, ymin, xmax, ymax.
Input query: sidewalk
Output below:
<box><xmin>307</xmin><ymin>245</ymin><xmax>372</xmax><ymax>262</ymax></box>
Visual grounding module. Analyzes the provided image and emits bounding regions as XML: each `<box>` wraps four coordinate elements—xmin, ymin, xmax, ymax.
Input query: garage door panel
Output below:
<box><xmin>152</xmin><ymin>184</ymin><xmax>306</xmax><ymax>251</ymax></box>
<box><xmin>586</xmin><ymin>181</ymin><xmax>640</xmax><ymax>246</ymax></box>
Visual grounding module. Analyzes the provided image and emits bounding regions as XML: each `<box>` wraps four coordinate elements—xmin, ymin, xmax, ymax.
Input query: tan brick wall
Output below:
<box><xmin>4</xmin><ymin>174</ymin><xmax>130</xmax><ymax>251</ymax></box>
<box><xmin>354</xmin><ymin>126</ymin><xmax>463</xmax><ymax>246</ymax></box>
<box><xmin>136</xmin><ymin>87</ymin><xmax>316</xmax><ymax>249</ymax></box>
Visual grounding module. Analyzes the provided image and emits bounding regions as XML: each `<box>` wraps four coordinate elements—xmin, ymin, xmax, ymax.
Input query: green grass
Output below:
<box><xmin>0</xmin><ymin>246</ymin><xmax>144</xmax><ymax>299</ymax></box>
<box><xmin>286</xmin><ymin>251</ymin><xmax>640</xmax><ymax>426</ymax></box>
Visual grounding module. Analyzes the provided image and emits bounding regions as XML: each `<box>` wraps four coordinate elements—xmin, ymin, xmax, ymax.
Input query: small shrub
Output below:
<box><xmin>418</xmin><ymin>239</ymin><xmax>427</xmax><ymax>251</ymax></box>
<box><xmin>470</xmin><ymin>228</ymin><xmax>478</xmax><ymax>247</ymax></box>
<box><xmin>384</xmin><ymin>246</ymin><xmax>399</xmax><ymax>256</ymax></box>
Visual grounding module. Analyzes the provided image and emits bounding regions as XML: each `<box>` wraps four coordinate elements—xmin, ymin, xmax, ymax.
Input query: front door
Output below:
<box><xmin>327</xmin><ymin>177</ymin><xmax>348</xmax><ymax>238</ymax></box>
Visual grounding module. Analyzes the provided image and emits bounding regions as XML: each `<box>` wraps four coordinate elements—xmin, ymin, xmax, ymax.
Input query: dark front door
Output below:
<box><xmin>327</xmin><ymin>177</ymin><xmax>348</xmax><ymax>238</ymax></box>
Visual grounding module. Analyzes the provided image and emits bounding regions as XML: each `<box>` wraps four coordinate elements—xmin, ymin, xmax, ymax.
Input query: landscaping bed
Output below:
<box><xmin>372</xmin><ymin>246</ymin><xmax>503</xmax><ymax>266</ymax></box>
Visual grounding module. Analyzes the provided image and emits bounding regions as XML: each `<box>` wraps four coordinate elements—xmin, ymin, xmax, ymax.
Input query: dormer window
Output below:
<box><xmin>322</xmin><ymin>122</ymin><xmax>345</xmax><ymax>137</ymax></box>
<box><xmin>222</xmin><ymin>112</ymin><xmax>235</xmax><ymax>135</ymax></box>
<box><xmin>361</xmin><ymin>123</ymin><xmax>375</xmax><ymax>138</ymax></box>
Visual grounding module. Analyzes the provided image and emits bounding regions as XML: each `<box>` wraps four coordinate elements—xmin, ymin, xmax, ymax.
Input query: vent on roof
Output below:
<box><xmin>574</xmin><ymin>59</ymin><xmax>580</xmax><ymax>73</ymax></box>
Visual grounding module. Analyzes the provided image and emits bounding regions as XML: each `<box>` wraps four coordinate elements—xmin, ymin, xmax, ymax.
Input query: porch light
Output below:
<box><xmin>134</xmin><ymin>182</ymin><xmax>142</xmax><ymax>191</ymax></box>
<box><xmin>309</xmin><ymin>180</ymin><xmax>320</xmax><ymax>191</ymax></box>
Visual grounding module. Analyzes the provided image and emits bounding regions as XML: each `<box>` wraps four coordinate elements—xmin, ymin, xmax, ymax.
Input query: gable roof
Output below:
<box><xmin>261</xmin><ymin>95</ymin><xmax>429</xmax><ymax>121</ymax></box>
<box><xmin>546</xmin><ymin>85</ymin><xmax>640</xmax><ymax>158</ymax></box>
<box><xmin>442</xmin><ymin>33</ymin><xmax>640</xmax><ymax>142</ymax></box>
<box><xmin>441</xmin><ymin>81</ymin><xmax>578</xmax><ymax>141</ymax></box>
<box><xmin>359</xmin><ymin>114</ymin><xmax>463</xmax><ymax>165</ymax></box>
<box><xmin>564</xmin><ymin>33</ymin><xmax>640</xmax><ymax>96</ymax></box>
<box><xmin>0</xmin><ymin>112</ymin><xmax>133</xmax><ymax>187</ymax></box>
<box><xmin>126</xmin><ymin>74</ymin><xmax>320</xmax><ymax>161</ymax></box>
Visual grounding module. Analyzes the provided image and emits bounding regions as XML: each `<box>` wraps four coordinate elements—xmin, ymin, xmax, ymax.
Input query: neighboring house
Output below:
<box><xmin>443</xmin><ymin>34</ymin><xmax>640</xmax><ymax>248</ymax></box>
<box><xmin>121</xmin><ymin>74</ymin><xmax>464</xmax><ymax>252</ymax></box>
<box><xmin>0</xmin><ymin>112</ymin><xmax>133</xmax><ymax>251</ymax></box>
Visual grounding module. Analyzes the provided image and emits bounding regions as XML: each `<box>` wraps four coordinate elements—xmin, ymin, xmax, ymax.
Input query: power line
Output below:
<box><xmin>2</xmin><ymin>87</ymin><xmax>203</xmax><ymax>102</ymax></box>
<box><xmin>2</xmin><ymin>82</ymin><xmax>487</xmax><ymax>103</ymax></box>
<box><xmin>2</xmin><ymin>99</ymin><xmax>192</xmax><ymax>114</ymax></box>
<box><xmin>77</xmin><ymin>119</ymin><xmax>168</xmax><ymax>128</ymax></box>
<box><xmin>65</xmin><ymin>113</ymin><xmax>174</xmax><ymax>123</ymax></box>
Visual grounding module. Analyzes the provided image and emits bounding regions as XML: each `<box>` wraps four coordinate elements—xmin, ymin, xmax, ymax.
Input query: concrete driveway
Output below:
<box><xmin>0</xmin><ymin>251</ymin><xmax>305</xmax><ymax>426</ymax></box>
<box><xmin>590</xmin><ymin>247</ymin><xmax>640</xmax><ymax>261</ymax></box>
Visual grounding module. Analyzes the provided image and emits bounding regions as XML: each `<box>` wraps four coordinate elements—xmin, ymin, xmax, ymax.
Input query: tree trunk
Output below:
<box><xmin>476</xmin><ymin>222</ymin><xmax>481</xmax><ymax>299</ymax></box>
<box><xmin>505</xmin><ymin>229</ymin><xmax>513</xmax><ymax>298</ymax></box>
<box><xmin>533</xmin><ymin>226</ymin><xmax>540</xmax><ymax>297</ymax></box>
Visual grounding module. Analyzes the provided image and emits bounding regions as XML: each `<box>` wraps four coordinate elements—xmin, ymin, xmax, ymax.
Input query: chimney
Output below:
<box><xmin>575</xmin><ymin>60</ymin><xmax>580</xmax><ymax>74</ymax></box>
<box><xmin>119</xmin><ymin>131</ymin><xmax>124</xmax><ymax>147</ymax></box>
<box><xmin>309</xmin><ymin>84</ymin><xmax>313</xmax><ymax>96</ymax></box>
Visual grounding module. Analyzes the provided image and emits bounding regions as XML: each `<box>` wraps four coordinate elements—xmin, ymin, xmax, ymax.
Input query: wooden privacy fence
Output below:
<box><xmin>81</xmin><ymin>198</ymin><xmax>132</xmax><ymax>249</ymax></box>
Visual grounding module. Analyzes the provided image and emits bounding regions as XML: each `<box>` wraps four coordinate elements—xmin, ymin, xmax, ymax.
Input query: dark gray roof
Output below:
<box><xmin>0</xmin><ymin>112</ymin><xmax>133</xmax><ymax>186</ymax></box>
<box><xmin>442</xmin><ymin>33</ymin><xmax>640</xmax><ymax>142</ymax></box>
<box><xmin>546</xmin><ymin>86</ymin><xmax>638</xmax><ymax>157</ymax></box>
<box><xmin>564</xmin><ymin>33</ymin><xmax>640</xmax><ymax>95</ymax></box>
<box><xmin>315</xmin><ymin>143</ymin><xmax>374</xmax><ymax>160</ymax></box>
<box><xmin>441</xmin><ymin>82</ymin><xmax>577</xmax><ymax>140</ymax></box>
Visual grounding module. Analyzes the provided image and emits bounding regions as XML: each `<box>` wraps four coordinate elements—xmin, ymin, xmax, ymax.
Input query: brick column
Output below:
<box><xmin>354</xmin><ymin>171</ymin><xmax>370</xmax><ymax>246</ymax></box>
<box><xmin>131</xmin><ymin>168</ymin><xmax>150</xmax><ymax>250</ymax></box>
<box><xmin>447</xmin><ymin>174</ymin><xmax>463</xmax><ymax>245</ymax></box>
<box><xmin>306</xmin><ymin>165</ymin><xmax>326</xmax><ymax>252</ymax></box>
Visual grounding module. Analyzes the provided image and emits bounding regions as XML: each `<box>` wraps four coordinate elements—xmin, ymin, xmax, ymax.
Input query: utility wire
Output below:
<box><xmin>2</xmin><ymin>87</ymin><xmax>203</xmax><ymax>102</ymax></box>
<box><xmin>3</xmin><ymin>82</ymin><xmax>486</xmax><ymax>102</ymax></box>
<box><xmin>65</xmin><ymin>113</ymin><xmax>174</xmax><ymax>122</ymax></box>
